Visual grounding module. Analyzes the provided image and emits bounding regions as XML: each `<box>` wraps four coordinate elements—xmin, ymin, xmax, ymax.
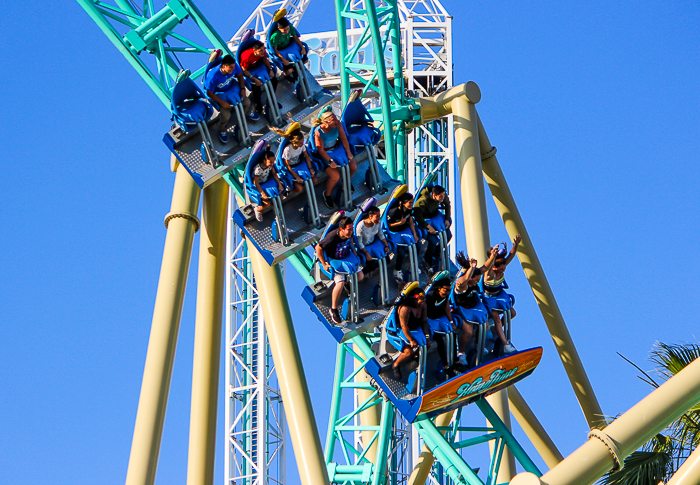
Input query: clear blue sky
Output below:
<box><xmin>1</xmin><ymin>1</ymin><xmax>699</xmax><ymax>484</ymax></box>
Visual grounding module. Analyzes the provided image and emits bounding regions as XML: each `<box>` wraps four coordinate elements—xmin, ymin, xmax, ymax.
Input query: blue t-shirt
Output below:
<box><xmin>204</xmin><ymin>61</ymin><xmax>242</xmax><ymax>94</ymax></box>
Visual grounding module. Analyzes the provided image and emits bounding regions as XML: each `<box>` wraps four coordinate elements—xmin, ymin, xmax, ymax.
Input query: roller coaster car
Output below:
<box><xmin>163</xmin><ymin>52</ymin><xmax>333</xmax><ymax>190</ymax></box>
<box><xmin>233</xmin><ymin>128</ymin><xmax>400</xmax><ymax>266</ymax></box>
<box><xmin>265</xmin><ymin>9</ymin><xmax>314</xmax><ymax>107</ymax></box>
<box><xmin>363</xmin><ymin>277</ymin><xmax>542</xmax><ymax>422</ymax></box>
<box><xmin>302</xmin><ymin>212</ymin><xmax>434</xmax><ymax>344</ymax></box>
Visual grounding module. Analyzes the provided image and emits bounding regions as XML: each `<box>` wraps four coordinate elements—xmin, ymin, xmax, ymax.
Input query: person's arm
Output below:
<box><xmin>206</xmin><ymin>90</ymin><xmax>230</xmax><ymax>109</ymax></box>
<box><xmin>412</xmin><ymin>198</ymin><xmax>429</xmax><ymax>230</ymax></box>
<box><xmin>455</xmin><ymin>259</ymin><xmax>477</xmax><ymax>291</ymax></box>
<box><xmin>273</xmin><ymin>45</ymin><xmax>289</xmax><ymax>66</ymax></box>
<box><xmin>293</xmin><ymin>34</ymin><xmax>305</xmax><ymax>54</ymax></box>
<box><xmin>337</xmin><ymin>124</ymin><xmax>355</xmax><ymax>162</ymax></box>
<box><xmin>284</xmin><ymin>158</ymin><xmax>301</xmax><ymax>181</ymax></box>
<box><xmin>445</xmin><ymin>304</ymin><xmax>454</xmax><ymax>328</ymax></box>
<box><xmin>480</xmin><ymin>246</ymin><xmax>499</xmax><ymax>274</ymax></box>
<box><xmin>303</xmin><ymin>147</ymin><xmax>315</xmax><ymax>175</ymax></box>
<box><xmin>504</xmin><ymin>234</ymin><xmax>522</xmax><ymax>266</ymax></box>
<box><xmin>315</xmin><ymin>243</ymin><xmax>330</xmax><ymax>272</ymax></box>
<box><xmin>262</xmin><ymin>54</ymin><xmax>275</xmax><ymax>76</ymax></box>
<box><xmin>253</xmin><ymin>174</ymin><xmax>268</xmax><ymax>200</ymax></box>
<box><xmin>241</xmin><ymin>61</ymin><xmax>263</xmax><ymax>86</ymax></box>
<box><xmin>443</xmin><ymin>194</ymin><xmax>452</xmax><ymax>226</ymax></box>
<box><xmin>234</xmin><ymin>72</ymin><xmax>247</xmax><ymax>97</ymax></box>
<box><xmin>398</xmin><ymin>307</ymin><xmax>418</xmax><ymax>347</ymax></box>
<box><xmin>377</xmin><ymin>230</ymin><xmax>390</xmax><ymax>253</ymax></box>
<box><xmin>421</xmin><ymin>304</ymin><xmax>430</xmax><ymax>343</ymax></box>
<box><xmin>314</xmin><ymin>130</ymin><xmax>336</xmax><ymax>168</ymax></box>
<box><xmin>409</xmin><ymin>214</ymin><xmax>418</xmax><ymax>241</ymax></box>
<box><xmin>271</xmin><ymin>166</ymin><xmax>284</xmax><ymax>191</ymax></box>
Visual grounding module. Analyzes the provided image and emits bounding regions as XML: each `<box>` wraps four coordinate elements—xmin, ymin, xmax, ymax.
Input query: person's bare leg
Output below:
<box><xmin>491</xmin><ymin>310</ymin><xmax>508</xmax><ymax>346</ymax></box>
<box><xmin>458</xmin><ymin>321</ymin><xmax>473</xmax><ymax>353</ymax></box>
<box><xmin>324</xmin><ymin>168</ymin><xmax>340</xmax><ymax>196</ymax></box>
<box><xmin>393</xmin><ymin>348</ymin><xmax>414</xmax><ymax>368</ymax></box>
<box><xmin>349</xmin><ymin>160</ymin><xmax>357</xmax><ymax>176</ymax></box>
<box><xmin>331</xmin><ymin>280</ymin><xmax>345</xmax><ymax>310</ymax></box>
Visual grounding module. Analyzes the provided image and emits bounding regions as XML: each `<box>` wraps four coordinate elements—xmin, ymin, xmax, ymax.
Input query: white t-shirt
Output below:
<box><xmin>282</xmin><ymin>144</ymin><xmax>307</xmax><ymax>167</ymax></box>
<box><xmin>254</xmin><ymin>163</ymin><xmax>272</xmax><ymax>183</ymax></box>
<box><xmin>355</xmin><ymin>220</ymin><xmax>386</xmax><ymax>249</ymax></box>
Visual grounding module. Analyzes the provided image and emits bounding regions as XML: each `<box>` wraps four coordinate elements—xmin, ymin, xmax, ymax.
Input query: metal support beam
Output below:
<box><xmin>186</xmin><ymin>179</ymin><xmax>229</xmax><ymax>485</ymax></box>
<box><xmin>476</xmin><ymin>112</ymin><xmax>606</xmax><ymax>429</ymax></box>
<box><xmin>667</xmin><ymin>444</ymin><xmax>700</xmax><ymax>485</ymax></box>
<box><xmin>125</xmin><ymin>159</ymin><xmax>200</xmax><ymax>485</ymax></box>
<box><xmin>452</xmin><ymin>87</ymin><xmax>516</xmax><ymax>483</ymax></box>
<box><xmin>511</xmin><ymin>356</ymin><xmax>700</xmax><ymax>485</ymax></box>
<box><xmin>248</xmin><ymin>247</ymin><xmax>330</xmax><ymax>485</ymax></box>
<box><xmin>508</xmin><ymin>386</ymin><xmax>564</xmax><ymax>469</ymax></box>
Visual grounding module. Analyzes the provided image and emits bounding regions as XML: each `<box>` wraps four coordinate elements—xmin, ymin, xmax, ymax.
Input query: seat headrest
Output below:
<box><xmin>391</xmin><ymin>184</ymin><xmax>408</xmax><ymax>200</ymax></box>
<box><xmin>328</xmin><ymin>210</ymin><xmax>345</xmax><ymax>226</ymax></box>
<box><xmin>286</xmin><ymin>121</ymin><xmax>301</xmax><ymax>135</ymax></box>
<box><xmin>272</xmin><ymin>8</ymin><xmax>287</xmax><ymax>21</ymax></box>
<box><xmin>401</xmin><ymin>281</ymin><xmax>420</xmax><ymax>296</ymax></box>
<box><xmin>241</xmin><ymin>29</ymin><xmax>255</xmax><ymax>42</ymax></box>
<box><xmin>252</xmin><ymin>139</ymin><xmax>269</xmax><ymax>154</ymax></box>
<box><xmin>360</xmin><ymin>197</ymin><xmax>377</xmax><ymax>213</ymax></box>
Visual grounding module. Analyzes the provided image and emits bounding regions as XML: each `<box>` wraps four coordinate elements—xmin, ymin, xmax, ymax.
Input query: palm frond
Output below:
<box><xmin>649</xmin><ymin>342</ymin><xmax>700</xmax><ymax>380</ymax></box>
<box><xmin>599</xmin><ymin>450</ymin><xmax>671</xmax><ymax>485</ymax></box>
<box><xmin>618</xmin><ymin>352</ymin><xmax>660</xmax><ymax>388</ymax></box>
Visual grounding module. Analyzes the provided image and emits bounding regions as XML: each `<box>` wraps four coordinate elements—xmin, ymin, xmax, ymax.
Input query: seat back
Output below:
<box><xmin>170</xmin><ymin>76</ymin><xmax>212</xmax><ymax>127</ymax></box>
<box><xmin>244</xmin><ymin>139</ymin><xmax>270</xmax><ymax>195</ymax></box>
<box><xmin>341</xmin><ymin>93</ymin><xmax>381</xmax><ymax>146</ymax></box>
<box><xmin>352</xmin><ymin>197</ymin><xmax>377</xmax><ymax>246</ymax></box>
<box><xmin>423</xmin><ymin>270</ymin><xmax>450</xmax><ymax>298</ymax></box>
<box><xmin>275</xmin><ymin>136</ymin><xmax>292</xmax><ymax>179</ymax></box>
<box><xmin>381</xmin><ymin>184</ymin><xmax>408</xmax><ymax>235</ymax></box>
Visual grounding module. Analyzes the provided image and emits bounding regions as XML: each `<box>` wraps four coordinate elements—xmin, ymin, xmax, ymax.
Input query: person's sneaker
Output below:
<box><xmin>218</xmin><ymin>131</ymin><xmax>228</xmax><ymax>143</ymax></box>
<box><xmin>392</xmin><ymin>366</ymin><xmax>402</xmax><ymax>381</ymax></box>
<box><xmin>247</xmin><ymin>111</ymin><xmax>260</xmax><ymax>121</ymax></box>
<box><xmin>503</xmin><ymin>342</ymin><xmax>517</xmax><ymax>354</ymax></box>
<box><xmin>457</xmin><ymin>352</ymin><xmax>467</xmax><ymax>366</ymax></box>
<box><xmin>254</xmin><ymin>209</ymin><xmax>263</xmax><ymax>222</ymax></box>
<box><xmin>323</xmin><ymin>195</ymin><xmax>334</xmax><ymax>209</ymax></box>
<box><xmin>393</xmin><ymin>270</ymin><xmax>404</xmax><ymax>283</ymax></box>
<box><xmin>329</xmin><ymin>308</ymin><xmax>342</xmax><ymax>325</ymax></box>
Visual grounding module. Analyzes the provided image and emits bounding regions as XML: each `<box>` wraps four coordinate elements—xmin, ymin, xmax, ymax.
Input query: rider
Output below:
<box><xmin>413</xmin><ymin>184</ymin><xmax>452</xmax><ymax>274</ymax></box>
<box><xmin>425</xmin><ymin>277</ymin><xmax>461</xmax><ymax>378</ymax></box>
<box><xmin>203</xmin><ymin>51</ymin><xmax>256</xmax><ymax>143</ymax></box>
<box><xmin>388</xmin><ymin>284</ymin><xmax>430</xmax><ymax>381</ymax></box>
<box><xmin>316</xmin><ymin>216</ymin><xmax>365</xmax><ymax>325</ymax></box>
<box><xmin>269</xmin><ymin>16</ymin><xmax>308</xmax><ymax>83</ymax></box>
<box><xmin>355</xmin><ymin>205</ymin><xmax>390</xmax><ymax>276</ymax></box>
<box><xmin>251</xmin><ymin>149</ymin><xmax>285</xmax><ymax>222</ymax></box>
<box><xmin>385</xmin><ymin>192</ymin><xmax>420</xmax><ymax>283</ymax></box>
<box><xmin>239</xmin><ymin>40</ymin><xmax>280</xmax><ymax>115</ymax></box>
<box><xmin>453</xmin><ymin>250</ymin><xmax>516</xmax><ymax>356</ymax></box>
<box><xmin>312</xmin><ymin>108</ymin><xmax>357</xmax><ymax>209</ymax></box>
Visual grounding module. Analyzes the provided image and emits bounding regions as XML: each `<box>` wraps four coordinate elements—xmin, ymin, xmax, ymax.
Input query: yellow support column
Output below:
<box><xmin>667</xmin><ymin>445</ymin><xmax>700</xmax><ymax>485</ymax></box>
<box><xmin>186</xmin><ymin>178</ymin><xmax>229</xmax><ymax>485</ymax></box>
<box><xmin>249</xmin><ymin>246</ymin><xmax>330</xmax><ymax>485</ymax></box>
<box><xmin>508</xmin><ymin>386</ymin><xmax>563</xmax><ymax>469</ymax></box>
<box><xmin>511</xmin><ymin>356</ymin><xmax>700</xmax><ymax>485</ymax></box>
<box><xmin>476</xmin><ymin>112</ymin><xmax>606</xmax><ymax>429</ymax></box>
<box><xmin>452</xmin><ymin>89</ymin><xmax>516</xmax><ymax>483</ymax></box>
<box><xmin>125</xmin><ymin>159</ymin><xmax>200</xmax><ymax>485</ymax></box>
<box><xmin>355</xmin><ymin>346</ymin><xmax>380</xmax><ymax>464</ymax></box>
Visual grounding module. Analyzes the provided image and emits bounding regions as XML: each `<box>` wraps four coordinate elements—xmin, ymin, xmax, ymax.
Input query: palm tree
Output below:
<box><xmin>600</xmin><ymin>342</ymin><xmax>700</xmax><ymax>485</ymax></box>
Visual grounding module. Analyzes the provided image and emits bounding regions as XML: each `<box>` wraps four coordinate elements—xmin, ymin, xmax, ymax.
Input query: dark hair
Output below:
<box><xmin>396</xmin><ymin>286</ymin><xmax>425</xmax><ymax>308</ymax></box>
<box><xmin>338</xmin><ymin>216</ymin><xmax>353</xmax><ymax>229</ymax></box>
<box><xmin>277</xmin><ymin>17</ymin><xmax>290</xmax><ymax>28</ymax></box>
<box><xmin>251</xmin><ymin>40</ymin><xmax>265</xmax><ymax>49</ymax></box>
<box><xmin>397</xmin><ymin>192</ymin><xmax>414</xmax><ymax>205</ymax></box>
<box><xmin>363</xmin><ymin>206</ymin><xmax>380</xmax><ymax>219</ymax></box>
<box><xmin>455</xmin><ymin>251</ymin><xmax>470</xmax><ymax>269</ymax></box>
<box><xmin>431</xmin><ymin>185</ymin><xmax>446</xmax><ymax>196</ymax></box>
<box><xmin>221</xmin><ymin>54</ymin><xmax>236</xmax><ymax>66</ymax></box>
<box><xmin>433</xmin><ymin>278</ymin><xmax>451</xmax><ymax>289</ymax></box>
<box><xmin>262</xmin><ymin>149</ymin><xmax>275</xmax><ymax>161</ymax></box>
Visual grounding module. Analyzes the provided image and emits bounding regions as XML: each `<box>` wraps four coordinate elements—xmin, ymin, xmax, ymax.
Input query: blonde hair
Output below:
<box><xmin>312</xmin><ymin>108</ymin><xmax>335</xmax><ymax>127</ymax></box>
<box><xmin>270</xmin><ymin>125</ymin><xmax>305</xmax><ymax>143</ymax></box>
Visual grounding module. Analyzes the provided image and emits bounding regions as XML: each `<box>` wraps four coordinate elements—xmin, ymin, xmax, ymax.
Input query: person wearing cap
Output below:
<box><xmin>269</xmin><ymin>16</ymin><xmax>308</xmax><ymax>82</ymax></box>
<box><xmin>203</xmin><ymin>50</ymin><xmax>256</xmax><ymax>143</ymax></box>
